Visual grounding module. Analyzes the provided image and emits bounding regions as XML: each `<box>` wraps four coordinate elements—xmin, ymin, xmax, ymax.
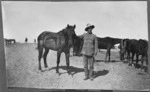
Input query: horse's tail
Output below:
<box><xmin>37</xmin><ymin>37</ymin><xmax>44</xmax><ymax>51</ymax></box>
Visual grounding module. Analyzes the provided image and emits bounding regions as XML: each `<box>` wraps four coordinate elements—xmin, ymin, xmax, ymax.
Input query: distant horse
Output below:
<box><xmin>97</xmin><ymin>37</ymin><xmax>122</xmax><ymax>61</ymax></box>
<box><xmin>37</xmin><ymin>24</ymin><xmax>77</xmax><ymax>74</ymax></box>
<box><xmin>5</xmin><ymin>38</ymin><xmax>16</xmax><ymax>44</ymax></box>
<box><xmin>129</xmin><ymin>39</ymin><xmax>148</xmax><ymax>70</ymax></box>
<box><xmin>120</xmin><ymin>39</ymin><xmax>148</xmax><ymax>71</ymax></box>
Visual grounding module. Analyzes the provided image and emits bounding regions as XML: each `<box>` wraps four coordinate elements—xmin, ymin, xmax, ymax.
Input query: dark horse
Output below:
<box><xmin>128</xmin><ymin>39</ymin><xmax>148</xmax><ymax>70</ymax></box>
<box><xmin>97</xmin><ymin>37</ymin><xmax>122</xmax><ymax>61</ymax></box>
<box><xmin>120</xmin><ymin>39</ymin><xmax>148</xmax><ymax>72</ymax></box>
<box><xmin>4</xmin><ymin>38</ymin><xmax>16</xmax><ymax>44</ymax></box>
<box><xmin>37</xmin><ymin>24</ymin><xmax>77</xmax><ymax>74</ymax></box>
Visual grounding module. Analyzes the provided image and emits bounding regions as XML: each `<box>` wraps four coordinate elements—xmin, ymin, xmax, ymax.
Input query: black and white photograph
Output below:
<box><xmin>1</xmin><ymin>1</ymin><xmax>150</xmax><ymax>91</ymax></box>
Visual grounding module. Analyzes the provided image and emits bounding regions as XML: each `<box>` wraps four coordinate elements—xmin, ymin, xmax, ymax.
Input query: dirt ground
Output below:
<box><xmin>5</xmin><ymin>43</ymin><xmax>150</xmax><ymax>91</ymax></box>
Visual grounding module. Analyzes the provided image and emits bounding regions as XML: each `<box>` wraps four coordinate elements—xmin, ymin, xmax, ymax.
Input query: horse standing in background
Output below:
<box><xmin>128</xmin><ymin>39</ymin><xmax>148</xmax><ymax>71</ymax></box>
<box><xmin>5</xmin><ymin>38</ymin><xmax>16</xmax><ymax>44</ymax></box>
<box><xmin>37</xmin><ymin>24</ymin><xmax>77</xmax><ymax>75</ymax></box>
<box><xmin>73</xmin><ymin>36</ymin><xmax>122</xmax><ymax>61</ymax></box>
<box><xmin>97</xmin><ymin>37</ymin><xmax>122</xmax><ymax>61</ymax></box>
<box><xmin>120</xmin><ymin>39</ymin><xmax>148</xmax><ymax>72</ymax></box>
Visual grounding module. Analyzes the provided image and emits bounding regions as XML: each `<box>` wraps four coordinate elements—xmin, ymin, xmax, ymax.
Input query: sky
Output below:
<box><xmin>1</xmin><ymin>1</ymin><xmax>148</xmax><ymax>43</ymax></box>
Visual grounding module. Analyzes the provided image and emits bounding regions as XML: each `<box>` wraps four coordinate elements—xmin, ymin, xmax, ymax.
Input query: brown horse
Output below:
<box><xmin>120</xmin><ymin>39</ymin><xmax>148</xmax><ymax>72</ymax></box>
<box><xmin>37</xmin><ymin>24</ymin><xmax>77</xmax><ymax>75</ymax></box>
<box><xmin>97</xmin><ymin>37</ymin><xmax>122</xmax><ymax>61</ymax></box>
<box><xmin>73</xmin><ymin>36</ymin><xmax>122</xmax><ymax>61</ymax></box>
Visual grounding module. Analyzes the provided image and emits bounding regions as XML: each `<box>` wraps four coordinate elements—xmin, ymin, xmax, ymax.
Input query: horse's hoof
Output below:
<box><xmin>39</xmin><ymin>69</ymin><xmax>42</xmax><ymax>72</ymax></box>
<box><xmin>45</xmin><ymin>66</ymin><xmax>48</xmax><ymax>69</ymax></box>
<box><xmin>57</xmin><ymin>73</ymin><xmax>60</xmax><ymax>76</ymax></box>
<box><xmin>68</xmin><ymin>72</ymin><xmax>72</xmax><ymax>76</ymax></box>
<box><xmin>56</xmin><ymin>70</ymin><xmax>60</xmax><ymax>75</ymax></box>
<box><xmin>71</xmin><ymin>74</ymin><xmax>73</xmax><ymax>77</ymax></box>
<box><xmin>45</xmin><ymin>67</ymin><xmax>49</xmax><ymax>70</ymax></box>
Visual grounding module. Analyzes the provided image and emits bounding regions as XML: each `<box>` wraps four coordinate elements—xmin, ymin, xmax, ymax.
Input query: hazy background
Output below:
<box><xmin>1</xmin><ymin>1</ymin><xmax>148</xmax><ymax>43</ymax></box>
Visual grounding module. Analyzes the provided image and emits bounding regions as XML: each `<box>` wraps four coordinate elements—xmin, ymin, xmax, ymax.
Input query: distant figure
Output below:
<box><xmin>34</xmin><ymin>39</ymin><xmax>36</xmax><ymax>43</ymax></box>
<box><xmin>25</xmin><ymin>37</ymin><xmax>28</xmax><ymax>43</ymax></box>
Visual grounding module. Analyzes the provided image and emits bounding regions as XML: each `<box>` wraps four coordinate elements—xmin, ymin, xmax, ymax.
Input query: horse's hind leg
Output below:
<box><xmin>105</xmin><ymin>51</ymin><xmax>108</xmax><ymax>61</ymax></box>
<box><xmin>43</xmin><ymin>48</ymin><xmax>49</xmax><ymax>68</ymax></box>
<box><xmin>38</xmin><ymin>47</ymin><xmax>43</xmax><ymax>71</ymax></box>
<box><xmin>141</xmin><ymin>56</ymin><xmax>144</xmax><ymax>71</ymax></box>
<box><xmin>129</xmin><ymin>53</ymin><xmax>134</xmax><ymax>66</ymax></box>
<box><xmin>141</xmin><ymin>56</ymin><xmax>148</xmax><ymax>72</ymax></box>
<box><xmin>105</xmin><ymin>49</ymin><xmax>110</xmax><ymax>61</ymax></box>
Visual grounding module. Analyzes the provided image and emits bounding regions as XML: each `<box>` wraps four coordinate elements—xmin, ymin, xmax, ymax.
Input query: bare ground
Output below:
<box><xmin>5</xmin><ymin>43</ymin><xmax>150</xmax><ymax>91</ymax></box>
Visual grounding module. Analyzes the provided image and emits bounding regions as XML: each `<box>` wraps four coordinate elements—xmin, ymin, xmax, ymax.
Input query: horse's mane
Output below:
<box><xmin>58</xmin><ymin>27</ymin><xmax>67</xmax><ymax>34</ymax></box>
<box><xmin>58</xmin><ymin>27</ymin><xmax>70</xmax><ymax>43</ymax></box>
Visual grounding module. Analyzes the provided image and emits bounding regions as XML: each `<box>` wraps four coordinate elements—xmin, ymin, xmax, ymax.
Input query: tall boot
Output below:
<box><xmin>84</xmin><ymin>67</ymin><xmax>89</xmax><ymax>80</ymax></box>
<box><xmin>89</xmin><ymin>67</ymin><xmax>94</xmax><ymax>81</ymax></box>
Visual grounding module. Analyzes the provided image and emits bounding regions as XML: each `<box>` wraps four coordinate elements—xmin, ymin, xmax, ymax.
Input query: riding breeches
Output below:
<box><xmin>83</xmin><ymin>55</ymin><xmax>94</xmax><ymax>78</ymax></box>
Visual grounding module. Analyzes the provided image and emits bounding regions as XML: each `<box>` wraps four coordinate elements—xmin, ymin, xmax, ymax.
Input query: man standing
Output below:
<box><xmin>80</xmin><ymin>24</ymin><xmax>98</xmax><ymax>81</ymax></box>
<box><xmin>25</xmin><ymin>37</ymin><xmax>28</xmax><ymax>43</ymax></box>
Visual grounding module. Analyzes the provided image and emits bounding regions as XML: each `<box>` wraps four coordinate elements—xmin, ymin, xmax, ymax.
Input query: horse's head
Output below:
<box><xmin>64</xmin><ymin>24</ymin><xmax>77</xmax><ymax>39</ymax></box>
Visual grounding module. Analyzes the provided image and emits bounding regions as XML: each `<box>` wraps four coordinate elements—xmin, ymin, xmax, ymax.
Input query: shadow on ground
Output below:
<box><xmin>94</xmin><ymin>69</ymin><xmax>109</xmax><ymax>79</ymax></box>
<box><xmin>41</xmin><ymin>66</ymin><xmax>109</xmax><ymax>78</ymax></box>
<box><xmin>96</xmin><ymin>60</ymin><xmax>122</xmax><ymax>63</ymax></box>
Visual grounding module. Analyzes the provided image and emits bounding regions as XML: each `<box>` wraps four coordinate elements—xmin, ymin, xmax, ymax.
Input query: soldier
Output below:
<box><xmin>34</xmin><ymin>39</ymin><xmax>36</xmax><ymax>43</ymax></box>
<box><xmin>80</xmin><ymin>24</ymin><xmax>98</xmax><ymax>81</ymax></box>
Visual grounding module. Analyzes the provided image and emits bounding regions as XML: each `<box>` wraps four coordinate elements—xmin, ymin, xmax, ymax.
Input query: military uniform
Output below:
<box><xmin>80</xmin><ymin>32</ymin><xmax>98</xmax><ymax>80</ymax></box>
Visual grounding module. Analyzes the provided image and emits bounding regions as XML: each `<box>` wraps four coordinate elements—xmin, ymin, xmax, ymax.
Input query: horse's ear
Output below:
<box><xmin>67</xmin><ymin>24</ymin><xmax>69</xmax><ymax>27</ymax></box>
<box><xmin>74</xmin><ymin>25</ymin><xmax>76</xmax><ymax>29</ymax></box>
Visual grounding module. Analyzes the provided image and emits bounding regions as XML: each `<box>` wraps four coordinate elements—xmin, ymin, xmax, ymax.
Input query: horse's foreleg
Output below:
<box><xmin>128</xmin><ymin>52</ymin><xmax>131</xmax><ymax>63</ymax></box>
<box><xmin>65</xmin><ymin>50</ymin><xmax>70</xmax><ymax>75</ymax></box>
<box><xmin>56</xmin><ymin>51</ymin><xmax>61</xmax><ymax>74</ymax></box>
<box><xmin>108</xmin><ymin>50</ymin><xmax>111</xmax><ymax>61</ymax></box>
<box><xmin>43</xmin><ymin>48</ymin><xmax>49</xmax><ymax>68</ymax></box>
<box><xmin>135</xmin><ymin>54</ymin><xmax>139</xmax><ymax>68</ymax></box>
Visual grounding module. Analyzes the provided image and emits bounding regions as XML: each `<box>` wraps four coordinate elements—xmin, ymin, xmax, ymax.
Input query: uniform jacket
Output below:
<box><xmin>80</xmin><ymin>33</ymin><xmax>98</xmax><ymax>56</ymax></box>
